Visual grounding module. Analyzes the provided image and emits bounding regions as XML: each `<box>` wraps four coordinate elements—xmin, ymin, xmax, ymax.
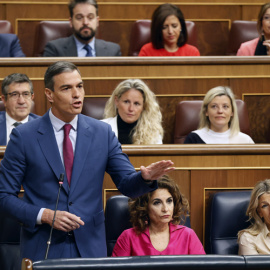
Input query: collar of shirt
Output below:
<box><xmin>6</xmin><ymin>112</ymin><xmax>29</xmax><ymax>126</ymax></box>
<box><xmin>49</xmin><ymin>109</ymin><xmax>78</xmax><ymax>132</ymax></box>
<box><xmin>143</xmin><ymin>223</ymin><xmax>184</xmax><ymax>238</ymax></box>
<box><xmin>262</xmin><ymin>223</ymin><xmax>270</xmax><ymax>238</ymax></box>
<box><xmin>6</xmin><ymin>112</ymin><xmax>29</xmax><ymax>144</ymax></box>
<box><xmin>49</xmin><ymin>109</ymin><xmax>78</xmax><ymax>163</ymax></box>
<box><xmin>73</xmin><ymin>35</ymin><xmax>96</xmax><ymax>57</ymax></box>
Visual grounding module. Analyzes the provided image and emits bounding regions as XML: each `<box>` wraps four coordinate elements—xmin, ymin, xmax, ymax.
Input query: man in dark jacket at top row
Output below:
<box><xmin>43</xmin><ymin>0</ymin><xmax>121</xmax><ymax>57</ymax></box>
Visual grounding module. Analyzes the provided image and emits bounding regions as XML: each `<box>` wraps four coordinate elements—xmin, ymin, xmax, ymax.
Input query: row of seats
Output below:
<box><xmin>105</xmin><ymin>191</ymin><xmax>251</xmax><ymax>257</ymax></box>
<box><xmin>0</xmin><ymin>19</ymin><xmax>258</xmax><ymax>56</ymax></box>
<box><xmin>0</xmin><ymin>98</ymin><xmax>252</xmax><ymax>144</ymax></box>
<box><xmin>0</xmin><ymin>190</ymin><xmax>252</xmax><ymax>269</ymax></box>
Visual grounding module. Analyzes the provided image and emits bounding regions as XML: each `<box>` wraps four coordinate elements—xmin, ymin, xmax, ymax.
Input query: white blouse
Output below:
<box><xmin>193</xmin><ymin>127</ymin><xmax>254</xmax><ymax>144</ymax></box>
<box><xmin>238</xmin><ymin>224</ymin><xmax>270</xmax><ymax>255</ymax></box>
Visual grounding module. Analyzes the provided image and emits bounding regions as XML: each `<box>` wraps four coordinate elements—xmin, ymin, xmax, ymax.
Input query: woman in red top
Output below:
<box><xmin>139</xmin><ymin>3</ymin><xmax>200</xmax><ymax>57</ymax></box>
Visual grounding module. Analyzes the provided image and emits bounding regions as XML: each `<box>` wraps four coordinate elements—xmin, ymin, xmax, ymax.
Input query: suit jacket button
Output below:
<box><xmin>69</xmin><ymin>202</ymin><xmax>73</xmax><ymax>206</ymax></box>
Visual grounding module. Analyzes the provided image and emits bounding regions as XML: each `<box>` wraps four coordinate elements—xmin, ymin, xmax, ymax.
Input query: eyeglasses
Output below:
<box><xmin>263</xmin><ymin>15</ymin><xmax>270</xmax><ymax>21</ymax></box>
<box><xmin>6</xmin><ymin>91</ymin><xmax>32</xmax><ymax>100</ymax></box>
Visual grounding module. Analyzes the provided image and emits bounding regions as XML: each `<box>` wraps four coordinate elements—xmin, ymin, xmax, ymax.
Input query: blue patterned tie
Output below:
<box><xmin>84</xmin><ymin>44</ymin><xmax>92</xmax><ymax>57</ymax></box>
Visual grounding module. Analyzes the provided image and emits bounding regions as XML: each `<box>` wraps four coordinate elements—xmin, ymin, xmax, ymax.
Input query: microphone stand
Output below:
<box><xmin>45</xmin><ymin>173</ymin><xmax>64</xmax><ymax>260</ymax></box>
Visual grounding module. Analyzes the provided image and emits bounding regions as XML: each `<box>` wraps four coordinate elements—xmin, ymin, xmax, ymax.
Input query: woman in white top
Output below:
<box><xmin>102</xmin><ymin>79</ymin><xmax>163</xmax><ymax>144</ymax></box>
<box><xmin>238</xmin><ymin>179</ymin><xmax>270</xmax><ymax>255</ymax></box>
<box><xmin>184</xmin><ymin>86</ymin><xmax>254</xmax><ymax>144</ymax></box>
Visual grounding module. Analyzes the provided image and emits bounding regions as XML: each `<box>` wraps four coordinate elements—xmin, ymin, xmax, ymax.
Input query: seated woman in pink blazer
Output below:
<box><xmin>237</xmin><ymin>2</ymin><xmax>270</xmax><ymax>56</ymax></box>
<box><xmin>112</xmin><ymin>175</ymin><xmax>205</xmax><ymax>256</ymax></box>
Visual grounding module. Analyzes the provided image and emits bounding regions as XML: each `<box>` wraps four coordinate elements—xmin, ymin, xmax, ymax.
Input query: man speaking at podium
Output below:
<box><xmin>0</xmin><ymin>61</ymin><xmax>174</xmax><ymax>261</ymax></box>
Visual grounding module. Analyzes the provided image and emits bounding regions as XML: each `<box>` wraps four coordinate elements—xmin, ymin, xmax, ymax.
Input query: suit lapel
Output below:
<box><xmin>37</xmin><ymin>112</ymin><xmax>69</xmax><ymax>194</ymax></box>
<box><xmin>0</xmin><ymin>112</ymin><xmax>7</xmax><ymax>145</ymax></box>
<box><xmin>95</xmin><ymin>39</ymin><xmax>106</xmax><ymax>56</ymax></box>
<box><xmin>63</xmin><ymin>35</ymin><xmax>78</xmax><ymax>56</ymax></box>
<box><xmin>69</xmin><ymin>115</ymin><xmax>92</xmax><ymax>194</ymax></box>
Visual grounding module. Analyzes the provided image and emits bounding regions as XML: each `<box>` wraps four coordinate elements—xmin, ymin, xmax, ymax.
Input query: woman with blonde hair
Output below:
<box><xmin>238</xmin><ymin>179</ymin><xmax>270</xmax><ymax>254</ymax></box>
<box><xmin>102</xmin><ymin>79</ymin><xmax>163</xmax><ymax>144</ymax></box>
<box><xmin>184</xmin><ymin>86</ymin><xmax>254</xmax><ymax>144</ymax></box>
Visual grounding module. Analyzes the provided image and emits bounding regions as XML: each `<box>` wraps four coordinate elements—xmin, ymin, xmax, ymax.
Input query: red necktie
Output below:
<box><xmin>63</xmin><ymin>124</ymin><xmax>74</xmax><ymax>186</ymax></box>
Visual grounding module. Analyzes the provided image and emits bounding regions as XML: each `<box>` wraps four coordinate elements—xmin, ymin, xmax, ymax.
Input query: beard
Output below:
<box><xmin>74</xmin><ymin>26</ymin><xmax>96</xmax><ymax>41</ymax></box>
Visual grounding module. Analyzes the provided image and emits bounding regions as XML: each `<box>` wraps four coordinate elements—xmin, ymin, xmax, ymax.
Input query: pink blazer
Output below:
<box><xmin>237</xmin><ymin>38</ymin><xmax>259</xmax><ymax>56</ymax></box>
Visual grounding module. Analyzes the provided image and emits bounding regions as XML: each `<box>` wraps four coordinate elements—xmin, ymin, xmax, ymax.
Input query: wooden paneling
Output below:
<box><xmin>0</xmin><ymin>57</ymin><xmax>270</xmax><ymax>143</ymax></box>
<box><xmin>244</xmin><ymin>94</ymin><xmax>270</xmax><ymax>143</ymax></box>
<box><xmin>0</xmin><ymin>1</ymin><xmax>263</xmax><ymax>56</ymax></box>
<box><xmin>2</xmin><ymin>144</ymin><xmax>270</xmax><ymax>244</ymax></box>
<box><xmin>191</xmin><ymin>169</ymin><xmax>270</xmax><ymax>244</ymax></box>
<box><xmin>121</xmin><ymin>144</ymin><xmax>270</xmax><ymax>243</ymax></box>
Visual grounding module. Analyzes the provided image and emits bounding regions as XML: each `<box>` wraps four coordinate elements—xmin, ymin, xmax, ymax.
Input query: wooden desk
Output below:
<box><xmin>0</xmin><ymin>57</ymin><xmax>270</xmax><ymax>143</ymax></box>
<box><xmin>1</xmin><ymin>144</ymin><xmax>270</xmax><ymax>244</ymax></box>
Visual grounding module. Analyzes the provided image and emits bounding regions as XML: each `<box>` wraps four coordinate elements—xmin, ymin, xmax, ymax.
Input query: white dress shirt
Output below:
<box><xmin>74</xmin><ymin>36</ymin><xmax>96</xmax><ymax>57</ymax></box>
<box><xmin>6</xmin><ymin>112</ymin><xmax>29</xmax><ymax>144</ymax></box>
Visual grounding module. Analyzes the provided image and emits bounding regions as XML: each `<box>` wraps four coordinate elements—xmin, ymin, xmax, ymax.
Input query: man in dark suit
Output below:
<box><xmin>0</xmin><ymin>33</ymin><xmax>25</xmax><ymax>57</ymax></box>
<box><xmin>0</xmin><ymin>73</ymin><xmax>39</xmax><ymax>145</ymax></box>
<box><xmin>0</xmin><ymin>61</ymin><xmax>174</xmax><ymax>261</ymax></box>
<box><xmin>43</xmin><ymin>0</ymin><xmax>121</xmax><ymax>57</ymax></box>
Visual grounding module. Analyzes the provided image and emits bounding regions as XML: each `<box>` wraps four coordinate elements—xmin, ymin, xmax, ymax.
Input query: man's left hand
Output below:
<box><xmin>140</xmin><ymin>160</ymin><xmax>175</xmax><ymax>181</ymax></box>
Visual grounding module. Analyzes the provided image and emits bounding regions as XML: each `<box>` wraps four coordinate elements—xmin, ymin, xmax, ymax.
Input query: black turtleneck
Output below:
<box><xmin>117</xmin><ymin>115</ymin><xmax>137</xmax><ymax>144</ymax></box>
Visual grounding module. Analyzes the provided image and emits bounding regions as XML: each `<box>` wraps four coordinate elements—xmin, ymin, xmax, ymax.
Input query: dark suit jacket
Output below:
<box><xmin>0</xmin><ymin>33</ymin><xmax>25</xmax><ymax>57</ymax></box>
<box><xmin>0</xmin><ymin>112</ymin><xmax>156</xmax><ymax>261</ymax></box>
<box><xmin>43</xmin><ymin>35</ymin><xmax>121</xmax><ymax>56</ymax></box>
<box><xmin>0</xmin><ymin>111</ymin><xmax>39</xmax><ymax>145</ymax></box>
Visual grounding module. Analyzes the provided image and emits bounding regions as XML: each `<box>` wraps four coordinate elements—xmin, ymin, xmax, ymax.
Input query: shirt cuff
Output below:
<box><xmin>36</xmin><ymin>208</ymin><xmax>45</xmax><ymax>224</ymax></box>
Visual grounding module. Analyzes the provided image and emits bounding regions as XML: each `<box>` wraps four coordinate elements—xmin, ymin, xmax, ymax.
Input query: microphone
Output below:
<box><xmin>45</xmin><ymin>173</ymin><xmax>64</xmax><ymax>260</ymax></box>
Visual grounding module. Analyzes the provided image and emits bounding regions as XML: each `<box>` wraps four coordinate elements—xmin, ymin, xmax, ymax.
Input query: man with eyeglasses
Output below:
<box><xmin>0</xmin><ymin>73</ymin><xmax>39</xmax><ymax>145</ymax></box>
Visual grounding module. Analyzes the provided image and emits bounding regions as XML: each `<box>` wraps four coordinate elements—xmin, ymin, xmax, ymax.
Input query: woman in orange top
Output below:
<box><xmin>139</xmin><ymin>3</ymin><xmax>200</xmax><ymax>57</ymax></box>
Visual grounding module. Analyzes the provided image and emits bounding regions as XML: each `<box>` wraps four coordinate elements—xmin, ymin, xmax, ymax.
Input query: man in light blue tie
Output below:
<box><xmin>43</xmin><ymin>0</ymin><xmax>121</xmax><ymax>57</ymax></box>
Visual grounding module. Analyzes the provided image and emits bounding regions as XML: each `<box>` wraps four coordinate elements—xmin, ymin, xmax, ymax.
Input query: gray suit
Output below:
<box><xmin>43</xmin><ymin>35</ymin><xmax>121</xmax><ymax>57</ymax></box>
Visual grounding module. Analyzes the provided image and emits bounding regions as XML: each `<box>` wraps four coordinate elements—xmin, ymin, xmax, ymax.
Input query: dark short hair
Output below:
<box><xmin>1</xmin><ymin>73</ymin><xmax>33</xmax><ymax>95</ymax></box>
<box><xmin>69</xmin><ymin>0</ymin><xmax>98</xmax><ymax>17</ymax></box>
<box><xmin>44</xmin><ymin>61</ymin><xmax>81</xmax><ymax>91</ymax></box>
<box><xmin>128</xmin><ymin>175</ymin><xmax>189</xmax><ymax>233</ymax></box>
<box><xmin>151</xmin><ymin>3</ymin><xmax>187</xmax><ymax>49</ymax></box>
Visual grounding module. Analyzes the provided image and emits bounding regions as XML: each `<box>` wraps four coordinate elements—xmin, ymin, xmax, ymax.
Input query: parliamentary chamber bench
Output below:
<box><xmin>0</xmin><ymin>57</ymin><xmax>269</xmax><ymax>144</ymax></box>
<box><xmin>0</xmin><ymin>0</ymin><xmax>266</xmax><ymax>57</ymax></box>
